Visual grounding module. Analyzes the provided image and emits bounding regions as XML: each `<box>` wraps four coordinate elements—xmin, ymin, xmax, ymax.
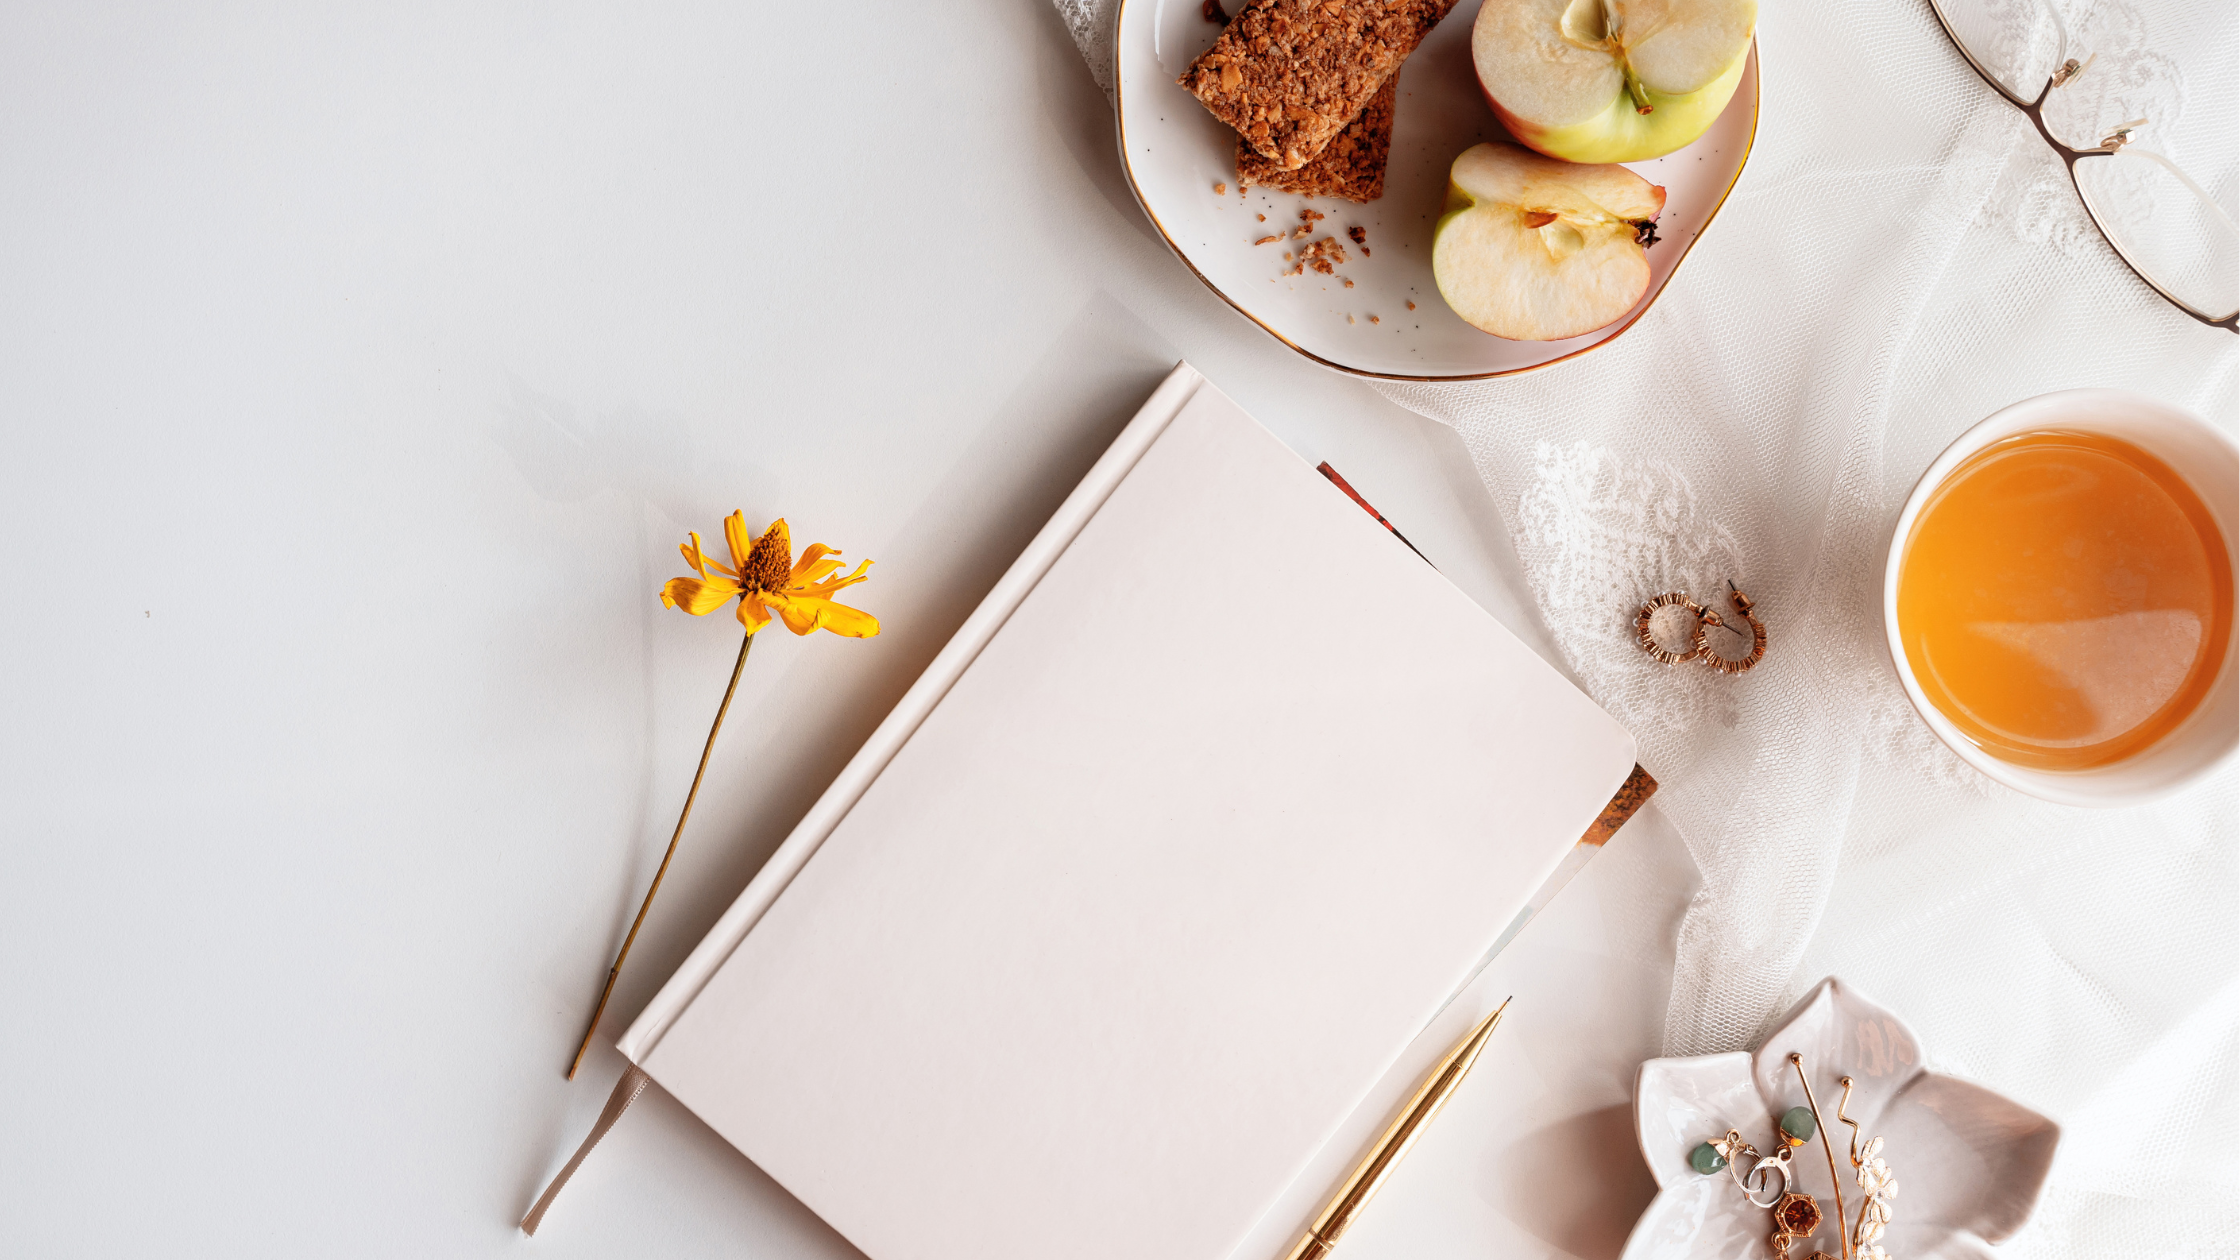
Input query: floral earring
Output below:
<box><xmin>1838</xmin><ymin>1077</ymin><xmax>1900</xmax><ymax>1260</ymax></box>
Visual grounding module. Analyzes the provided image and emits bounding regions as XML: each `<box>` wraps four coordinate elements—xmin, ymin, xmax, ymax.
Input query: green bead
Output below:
<box><xmin>1780</xmin><ymin>1106</ymin><xmax>1817</xmax><ymax>1141</ymax></box>
<box><xmin>1689</xmin><ymin>1142</ymin><xmax>1727</xmax><ymax>1175</ymax></box>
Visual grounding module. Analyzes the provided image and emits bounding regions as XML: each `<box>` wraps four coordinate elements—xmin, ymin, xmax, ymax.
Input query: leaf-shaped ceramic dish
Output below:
<box><xmin>1625</xmin><ymin>978</ymin><xmax>2060</xmax><ymax>1260</ymax></box>
<box><xmin>1114</xmin><ymin>0</ymin><xmax>1759</xmax><ymax>381</ymax></box>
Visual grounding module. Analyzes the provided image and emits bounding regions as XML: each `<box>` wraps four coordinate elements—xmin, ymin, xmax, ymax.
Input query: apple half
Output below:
<box><xmin>1432</xmin><ymin>143</ymin><xmax>1666</xmax><ymax>342</ymax></box>
<box><xmin>1476</xmin><ymin>0</ymin><xmax>1755</xmax><ymax>164</ymax></box>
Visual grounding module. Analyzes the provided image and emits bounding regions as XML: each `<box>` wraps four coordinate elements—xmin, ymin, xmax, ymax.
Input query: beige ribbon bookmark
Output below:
<box><xmin>520</xmin><ymin>1064</ymin><xmax>652</xmax><ymax>1236</ymax></box>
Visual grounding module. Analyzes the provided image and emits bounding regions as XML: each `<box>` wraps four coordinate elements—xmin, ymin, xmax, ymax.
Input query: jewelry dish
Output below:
<box><xmin>1623</xmin><ymin>977</ymin><xmax>2059</xmax><ymax>1260</ymax></box>
<box><xmin>1113</xmin><ymin>0</ymin><xmax>1760</xmax><ymax>381</ymax></box>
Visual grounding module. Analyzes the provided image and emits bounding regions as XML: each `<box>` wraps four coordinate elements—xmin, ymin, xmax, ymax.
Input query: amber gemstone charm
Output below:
<box><xmin>1774</xmin><ymin>1191</ymin><xmax>1822</xmax><ymax>1236</ymax></box>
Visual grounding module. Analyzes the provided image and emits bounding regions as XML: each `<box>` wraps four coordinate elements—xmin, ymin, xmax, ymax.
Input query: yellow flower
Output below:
<box><xmin>659</xmin><ymin>512</ymin><xmax>878</xmax><ymax>638</ymax></box>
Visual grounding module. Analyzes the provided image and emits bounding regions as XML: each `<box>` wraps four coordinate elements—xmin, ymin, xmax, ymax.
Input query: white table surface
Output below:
<box><xmin>2</xmin><ymin>3</ymin><xmax>1698</xmax><ymax>1255</ymax></box>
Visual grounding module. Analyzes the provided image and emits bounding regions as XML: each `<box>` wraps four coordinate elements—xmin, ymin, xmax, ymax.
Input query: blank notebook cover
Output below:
<box><xmin>616</xmin><ymin>365</ymin><xmax>1635</xmax><ymax>1260</ymax></box>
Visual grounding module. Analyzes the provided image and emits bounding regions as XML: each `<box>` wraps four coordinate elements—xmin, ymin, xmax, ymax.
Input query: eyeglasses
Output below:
<box><xmin>1924</xmin><ymin>0</ymin><xmax>2237</xmax><ymax>332</ymax></box>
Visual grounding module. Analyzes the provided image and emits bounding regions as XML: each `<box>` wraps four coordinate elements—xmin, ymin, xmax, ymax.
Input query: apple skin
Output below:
<box><xmin>1485</xmin><ymin>44</ymin><xmax>1748</xmax><ymax>165</ymax></box>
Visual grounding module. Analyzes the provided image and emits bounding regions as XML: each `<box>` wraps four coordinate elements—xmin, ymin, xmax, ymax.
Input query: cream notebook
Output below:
<box><xmin>616</xmin><ymin>364</ymin><xmax>1636</xmax><ymax>1260</ymax></box>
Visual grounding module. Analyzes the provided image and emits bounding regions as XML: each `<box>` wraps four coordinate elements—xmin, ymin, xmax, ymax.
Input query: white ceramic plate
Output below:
<box><xmin>1114</xmin><ymin>0</ymin><xmax>1759</xmax><ymax>380</ymax></box>
<box><xmin>1624</xmin><ymin>978</ymin><xmax>2059</xmax><ymax>1260</ymax></box>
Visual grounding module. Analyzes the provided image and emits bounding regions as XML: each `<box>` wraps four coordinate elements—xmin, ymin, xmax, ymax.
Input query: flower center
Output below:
<box><xmin>743</xmin><ymin>531</ymin><xmax>792</xmax><ymax>592</ymax></box>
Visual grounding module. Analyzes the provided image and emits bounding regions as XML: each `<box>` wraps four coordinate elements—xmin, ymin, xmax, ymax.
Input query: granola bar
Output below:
<box><xmin>1234</xmin><ymin>75</ymin><xmax>1396</xmax><ymax>201</ymax></box>
<box><xmin>1178</xmin><ymin>0</ymin><xmax>1455</xmax><ymax>170</ymax></box>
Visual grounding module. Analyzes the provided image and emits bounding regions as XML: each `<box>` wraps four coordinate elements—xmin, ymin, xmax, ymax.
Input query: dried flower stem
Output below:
<box><xmin>567</xmin><ymin>627</ymin><xmax>755</xmax><ymax>1079</ymax></box>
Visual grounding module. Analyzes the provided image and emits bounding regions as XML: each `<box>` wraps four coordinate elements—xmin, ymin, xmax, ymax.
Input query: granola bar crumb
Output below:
<box><xmin>1405</xmin><ymin>300</ymin><xmax>1416</xmax><ymax>310</ymax></box>
<box><xmin>1296</xmin><ymin>235</ymin><xmax>1348</xmax><ymax>274</ymax></box>
<box><xmin>1368</xmin><ymin>314</ymin><xmax>1380</xmax><ymax>324</ymax></box>
<box><xmin>1342</xmin><ymin>277</ymin><xmax>1354</xmax><ymax>288</ymax></box>
<box><xmin>1214</xmin><ymin>181</ymin><xmax>1227</xmax><ymax>195</ymax></box>
<box><xmin>1257</xmin><ymin>213</ymin><xmax>1267</xmax><ymax>221</ymax></box>
<box><xmin>1347</xmin><ymin>226</ymin><xmax>1366</xmax><ymax>246</ymax></box>
<box><xmin>1254</xmin><ymin>235</ymin><xmax>1284</xmax><ymax>246</ymax></box>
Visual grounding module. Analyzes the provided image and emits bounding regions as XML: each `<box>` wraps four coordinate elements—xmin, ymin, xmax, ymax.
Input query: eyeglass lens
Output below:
<box><xmin>1929</xmin><ymin>0</ymin><xmax>2067</xmax><ymax>103</ymax></box>
<box><xmin>2075</xmin><ymin>153</ymin><xmax>2239</xmax><ymax>320</ymax></box>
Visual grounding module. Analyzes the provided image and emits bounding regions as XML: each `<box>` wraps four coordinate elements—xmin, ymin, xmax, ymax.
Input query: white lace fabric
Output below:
<box><xmin>1058</xmin><ymin>0</ymin><xmax>2236</xmax><ymax>1253</ymax></box>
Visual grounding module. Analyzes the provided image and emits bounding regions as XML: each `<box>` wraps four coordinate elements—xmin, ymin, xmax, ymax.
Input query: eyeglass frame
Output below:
<box><xmin>1922</xmin><ymin>0</ymin><xmax>2239</xmax><ymax>333</ymax></box>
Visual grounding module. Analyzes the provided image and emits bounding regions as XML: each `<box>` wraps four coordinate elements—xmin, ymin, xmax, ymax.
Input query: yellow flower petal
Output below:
<box><xmin>764</xmin><ymin>591</ymin><xmax>880</xmax><ymax>638</ymax></box>
<box><xmin>768</xmin><ymin>593</ymin><xmax>819</xmax><ymax>636</ymax></box>
<box><xmin>737</xmin><ymin>594</ymin><xmax>774</xmax><ymax>633</ymax></box>
<box><xmin>661</xmin><ymin>575</ymin><xmax>742</xmax><ymax>616</ymax></box>
<box><xmin>788</xmin><ymin>543</ymin><xmax>839</xmax><ymax>583</ymax></box>
<box><xmin>682</xmin><ymin>531</ymin><xmax>738</xmax><ymax>578</ymax></box>
<box><xmin>804</xmin><ymin>559</ymin><xmax>873</xmax><ymax>595</ymax></box>
<box><xmin>791</xmin><ymin>556</ymin><xmax>845</xmax><ymax>587</ymax></box>
<box><xmin>722</xmin><ymin>511</ymin><xmax>754</xmax><ymax>575</ymax></box>
<box><xmin>807</xmin><ymin>600</ymin><xmax>879</xmax><ymax>638</ymax></box>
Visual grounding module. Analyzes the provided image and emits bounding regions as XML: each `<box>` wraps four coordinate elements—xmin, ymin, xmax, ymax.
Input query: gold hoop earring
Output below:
<box><xmin>1693</xmin><ymin>581</ymin><xmax>1767</xmax><ymax>675</ymax></box>
<box><xmin>1634</xmin><ymin>592</ymin><xmax>1708</xmax><ymax>666</ymax></box>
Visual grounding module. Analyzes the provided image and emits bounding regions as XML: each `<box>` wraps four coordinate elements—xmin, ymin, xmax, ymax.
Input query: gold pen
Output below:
<box><xmin>1283</xmin><ymin>997</ymin><xmax>1512</xmax><ymax>1260</ymax></box>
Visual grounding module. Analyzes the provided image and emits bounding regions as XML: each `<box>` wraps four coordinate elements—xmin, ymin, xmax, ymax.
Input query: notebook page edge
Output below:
<box><xmin>614</xmin><ymin>361</ymin><xmax>1206</xmax><ymax>1064</ymax></box>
